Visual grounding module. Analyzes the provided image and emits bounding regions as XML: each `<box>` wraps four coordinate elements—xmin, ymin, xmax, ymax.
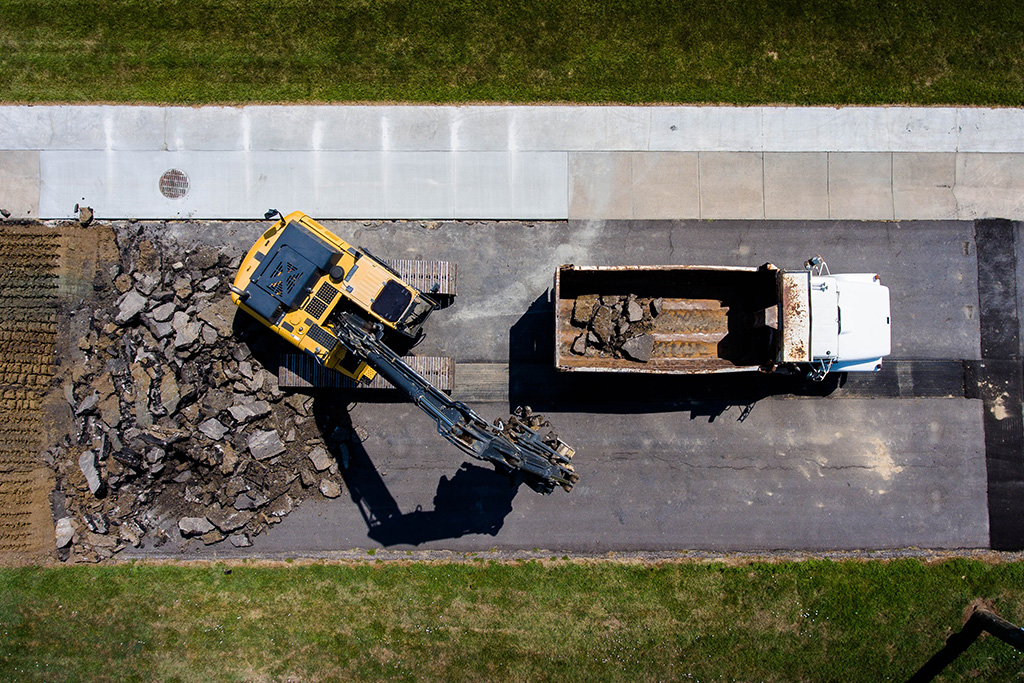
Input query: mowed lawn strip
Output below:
<box><xmin>1</xmin><ymin>559</ymin><xmax>1023</xmax><ymax>682</ymax></box>
<box><xmin>1</xmin><ymin>0</ymin><xmax>1023</xmax><ymax>105</ymax></box>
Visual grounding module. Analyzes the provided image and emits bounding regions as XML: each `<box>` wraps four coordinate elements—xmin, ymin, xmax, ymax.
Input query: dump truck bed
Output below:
<box><xmin>554</xmin><ymin>264</ymin><xmax>782</xmax><ymax>374</ymax></box>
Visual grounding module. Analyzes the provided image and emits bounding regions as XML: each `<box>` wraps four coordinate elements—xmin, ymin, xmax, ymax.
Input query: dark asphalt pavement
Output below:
<box><xmin>135</xmin><ymin>218</ymin><xmax>1018</xmax><ymax>556</ymax></box>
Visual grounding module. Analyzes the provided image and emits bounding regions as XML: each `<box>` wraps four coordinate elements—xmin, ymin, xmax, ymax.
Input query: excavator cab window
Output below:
<box><xmin>370</xmin><ymin>280</ymin><xmax>413</xmax><ymax>323</ymax></box>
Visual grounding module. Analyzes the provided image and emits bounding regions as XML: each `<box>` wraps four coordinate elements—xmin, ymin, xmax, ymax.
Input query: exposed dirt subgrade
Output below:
<box><xmin>45</xmin><ymin>219</ymin><xmax>353</xmax><ymax>563</ymax></box>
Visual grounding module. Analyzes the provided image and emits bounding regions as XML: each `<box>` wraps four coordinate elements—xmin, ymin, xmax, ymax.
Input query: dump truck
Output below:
<box><xmin>231</xmin><ymin>211</ymin><xmax>578</xmax><ymax>493</ymax></box>
<box><xmin>554</xmin><ymin>258</ymin><xmax>891</xmax><ymax>380</ymax></box>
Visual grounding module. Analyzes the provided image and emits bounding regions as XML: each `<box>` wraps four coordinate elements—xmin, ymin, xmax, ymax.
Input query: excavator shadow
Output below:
<box><xmin>509</xmin><ymin>292</ymin><xmax>842</xmax><ymax>420</ymax></box>
<box><xmin>311</xmin><ymin>398</ymin><xmax>520</xmax><ymax>547</ymax></box>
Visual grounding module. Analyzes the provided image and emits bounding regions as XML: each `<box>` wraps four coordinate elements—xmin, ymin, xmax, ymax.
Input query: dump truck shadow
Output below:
<box><xmin>311</xmin><ymin>399</ymin><xmax>519</xmax><ymax>547</ymax></box>
<box><xmin>509</xmin><ymin>292</ymin><xmax>842</xmax><ymax>420</ymax></box>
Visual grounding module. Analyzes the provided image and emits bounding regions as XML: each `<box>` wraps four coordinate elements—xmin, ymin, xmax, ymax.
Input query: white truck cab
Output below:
<box><xmin>805</xmin><ymin>259</ymin><xmax>891</xmax><ymax>378</ymax></box>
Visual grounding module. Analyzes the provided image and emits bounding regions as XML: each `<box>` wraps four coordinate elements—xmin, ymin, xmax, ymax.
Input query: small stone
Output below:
<box><xmin>150</xmin><ymin>301</ymin><xmax>176</xmax><ymax>322</ymax></box>
<box><xmin>225</xmin><ymin>476</ymin><xmax>249</xmax><ymax>498</ymax></box>
<box><xmin>307</xmin><ymin>446</ymin><xmax>332</xmax><ymax>472</ymax></box>
<box><xmin>627</xmin><ymin>299</ymin><xmax>644</xmax><ymax>323</ymax></box>
<box><xmin>85</xmin><ymin>513</ymin><xmax>109</xmax><ymax>534</ymax></box>
<box><xmin>201</xmin><ymin>324</ymin><xmax>219</xmax><ymax>346</ymax></box>
<box><xmin>227</xmin><ymin>401</ymin><xmax>271</xmax><ymax>424</ymax></box>
<box><xmin>233</xmin><ymin>491</ymin><xmax>269</xmax><ymax>511</ymax></box>
<box><xmin>174</xmin><ymin>324</ymin><xmax>202</xmax><ymax>350</ymax></box>
<box><xmin>173</xmin><ymin>469</ymin><xmax>193</xmax><ymax>484</ymax></box>
<box><xmin>55</xmin><ymin>517</ymin><xmax>74</xmax><ymax>548</ymax></box>
<box><xmin>650</xmin><ymin>298</ymin><xmax>664</xmax><ymax>317</ymax></box>
<box><xmin>299</xmin><ymin>466</ymin><xmax>317</xmax><ymax>488</ymax></box>
<box><xmin>591</xmin><ymin>305</ymin><xmax>616</xmax><ymax>345</ymax></box>
<box><xmin>200</xmin><ymin>276</ymin><xmax>220</xmax><ymax>292</ymax></box>
<box><xmin>319</xmin><ymin>478</ymin><xmax>342</xmax><ymax>498</ymax></box>
<box><xmin>78</xmin><ymin>450</ymin><xmax>103</xmax><ymax>495</ymax></box>
<box><xmin>571</xmin><ymin>333</ymin><xmax>587</xmax><ymax>356</ymax></box>
<box><xmin>248</xmin><ymin>430</ymin><xmax>285</xmax><ymax>460</ymax></box>
<box><xmin>115</xmin><ymin>291</ymin><xmax>148</xmax><ymax>325</ymax></box>
<box><xmin>78</xmin><ymin>206</ymin><xmax>93</xmax><ymax>226</ymax></box>
<box><xmin>201</xmin><ymin>530</ymin><xmax>226</xmax><ymax>545</ymax></box>
<box><xmin>135</xmin><ymin>273</ymin><xmax>160</xmax><ymax>297</ymax></box>
<box><xmin>207</xmin><ymin>507</ymin><xmax>254</xmax><ymax>533</ymax></box>
<box><xmin>267</xmin><ymin>494</ymin><xmax>294</xmax><ymax>518</ymax></box>
<box><xmin>229</xmin><ymin>533</ymin><xmax>252</xmax><ymax>548</ymax></box>
<box><xmin>74</xmin><ymin>392</ymin><xmax>99</xmax><ymax>416</ymax></box>
<box><xmin>160</xmin><ymin>373</ymin><xmax>181</xmax><ymax>415</ymax></box>
<box><xmin>197</xmin><ymin>297</ymin><xmax>239</xmax><ymax>338</ymax></box>
<box><xmin>572</xmin><ymin>294</ymin><xmax>600</xmax><ymax>326</ymax></box>
<box><xmin>119</xmin><ymin>520</ymin><xmax>144</xmax><ymax>547</ymax></box>
<box><xmin>622</xmin><ymin>334</ymin><xmax>655</xmax><ymax>363</ymax></box>
<box><xmin>284</xmin><ymin>394</ymin><xmax>308</xmax><ymax>416</ymax></box>
<box><xmin>219</xmin><ymin>445</ymin><xmax>239</xmax><ymax>475</ymax></box>
<box><xmin>238</xmin><ymin>361</ymin><xmax>253</xmax><ymax>380</ymax></box>
<box><xmin>150</xmin><ymin>320</ymin><xmax>174</xmax><ymax>339</ymax></box>
<box><xmin>113</xmin><ymin>274</ymin><xmax>132</xmax><ymax>294</ymax></box>
<box><xmin>199</xmin><ymin>418</ymin><xmax>229</xmax><ymax>441</ymax></box>
<box><xmin>178</xmin><ymin>516</ymin><xmax>215</xmax><ymax>538</ymax></box>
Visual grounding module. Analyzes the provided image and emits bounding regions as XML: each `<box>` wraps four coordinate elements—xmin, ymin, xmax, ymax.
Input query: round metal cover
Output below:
<box><xmin>159</xmin><ymin>169</ymin><xmax>190</xmax><ymax>199</ymax></box>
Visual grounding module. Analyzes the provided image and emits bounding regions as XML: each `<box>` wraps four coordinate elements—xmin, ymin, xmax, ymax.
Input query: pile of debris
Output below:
<box><xmin>568</xmin><ymin>293</ymin><xmax>663</xmax><ymax>363</ymax></box>
<box><xmin>48</xmin><ymin>224</ymin><xmax>353</xmax><ymax>562</ymax></box>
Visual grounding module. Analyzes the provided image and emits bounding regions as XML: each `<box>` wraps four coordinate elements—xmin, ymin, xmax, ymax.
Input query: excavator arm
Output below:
<box><xmin>330</xmin><ymin>314</ymin><xmax>579</xmax><ymax>493</ymax></box>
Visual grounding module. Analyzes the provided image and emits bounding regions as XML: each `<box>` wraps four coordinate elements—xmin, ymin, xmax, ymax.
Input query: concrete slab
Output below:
<box><xmin>762</xmin><ymin>107</ymin><xmax>891</xmax><ymax>152</ymax></box>
<box><xmin>699</xmin><ymin>152</ymin><xmax>763</xmax><ymax>219</ymax></box>
<box><xmin>39</xmin><ymin>150</ymin><xmax>568</xmax><ymax>220</ymax></box>
<box><xmin>165</xmin><ymin>107</ymin><xmax>244</xmax><ymax>151</ymax></box>
<box><xmin>958</xmin><ymin>109</ymin><xmax>1024</xmax><ymax>153</ymax></box>
<box><xmin>452</xmin><ymin>152</ymin><xmax>511</xmax><ymax>218</ymax></box>
<box><xmin>512</xmin><ymin>107</ymin><xmax>650</xmax><ymax>151</ymax></box>
<box><xmin>509</xmin><ymin>151</ymin><xmax>568</xmax><ymax>219</ymax></box>
<box><xmin>0</xmin><ymin>106</ymin><xmax>165</xmax><ymax>151</ymax></box>
<box><xmin>568</xmin><ymin>152</ymin><xmax>632</xmax><ymax>220</ymax></box>
<box><xmin>650</xmin><ymin>107</ymin><xmax>762</xmax><ymax>152</ymax></box>
<box><xmin>245</xmin><ymin>106</ymin><xmax>378</xmax><ymax>152</ymax></box>
<box><xmin>954</xmin><ymin>153</ymin><xmax>1024</xmax><ymax>219</ymax></box>
<box><xmin>886</xmin><ymin>107</ymin><xmax>959</xmax><ymax>152</ymax></box>
<box><xmin>312</xmin><ymin>152</ymin><xmax>386</xmax><ymax>217</ymax></box>
<box><xmin>382</xmin><ymin>107</ymin><xmax>456</xmax><ymax>151</ymax></box>
<box><xmin>452</xmin><ymin>107</ymin><xmax>512</xmax><ymax>151</ymax></box>
<box><xmin>763</xmin><ymin>152</ymin><xmax>828</xmax><ymax>219</ymax></box>
<box><xmin>893</xmin><ymin>153</ymin><xmax>957</xmax><ymax>220</ymax></box>
<box><xmin>383</xmin><ymin>152</ymin><xmax>452</xmax><ymax>218</ymax></box>
<box><xmin>0</xmin><ymin>151</ymin><xmax>40</xmax><ymax>218</ymax></box>
<box><xmin>828</xmin><ymin>152</ymin><xmax>893</xmax><ymax>219</ymax></box>
<box><xmin>630</xmin><ymin>152</ymin><xmax>700</xmax><ymax>219</ymax></box>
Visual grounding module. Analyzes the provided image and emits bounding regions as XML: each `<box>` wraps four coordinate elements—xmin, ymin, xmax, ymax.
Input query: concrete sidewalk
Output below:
<box><xmin>1</xmin><ymin>105</ymin><xmax>1023</xmax><ymax>221</ymax></box>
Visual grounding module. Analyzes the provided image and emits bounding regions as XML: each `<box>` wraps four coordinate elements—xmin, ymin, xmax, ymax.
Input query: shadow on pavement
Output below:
<box><xmin>509</xmin><ymin>292</ymin><xmax>842</xmax><ymax>420</ymax></box>
<box><xmin>311</xmin><ymin>398</ymin><xmax>519</xmax><ymax>547</ymax></box>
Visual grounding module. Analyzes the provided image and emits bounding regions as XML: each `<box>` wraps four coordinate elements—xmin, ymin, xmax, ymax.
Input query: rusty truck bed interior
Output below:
<box><xmin>557</xmin><ymin>266</ymin><xmax>780</xmax><ymax>373</ymax></box>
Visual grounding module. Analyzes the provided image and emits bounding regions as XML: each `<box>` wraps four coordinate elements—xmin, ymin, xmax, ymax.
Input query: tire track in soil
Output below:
<box><xmin>0</xmin><ymin>227</ymin><xmax>61</xmax><ymax>564</ymax></box>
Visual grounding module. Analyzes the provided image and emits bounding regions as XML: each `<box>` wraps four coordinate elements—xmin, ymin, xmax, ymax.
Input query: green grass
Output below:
<box><xmin>1</xmin><ymin>0</ymin><xmax>1023</xmax><ymax>105</ymax></box>
<box><xmin>2</xmin><ymin>559</ymin><xmax>1023</xmax><ymax>681</ymax></box>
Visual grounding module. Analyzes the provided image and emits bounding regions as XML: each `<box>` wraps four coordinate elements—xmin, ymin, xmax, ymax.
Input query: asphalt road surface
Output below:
<box><xmin>140</xmin><ymin>218</ymin><xmax>1023</xmax><ymax>556</ymax></box>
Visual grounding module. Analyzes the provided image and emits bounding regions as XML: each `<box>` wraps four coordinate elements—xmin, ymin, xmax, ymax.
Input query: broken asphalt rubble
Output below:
<box><xmin>48</xmin><ymin>223</ymin><xmax>357</xmax><ymax>562</ymax></box>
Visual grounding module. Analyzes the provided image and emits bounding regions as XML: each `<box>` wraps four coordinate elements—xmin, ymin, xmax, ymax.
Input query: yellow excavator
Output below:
<box><xmin>230</xmin><ymin>211</ymin><xmax>578</xmax><ymax>494</ymax></box>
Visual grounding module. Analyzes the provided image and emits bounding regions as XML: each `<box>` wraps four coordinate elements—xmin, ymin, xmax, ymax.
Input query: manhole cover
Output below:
<box><xmin>159</xmin><ymin>169</ymin><xmax>190</xmax><ymax>199</ymax></box>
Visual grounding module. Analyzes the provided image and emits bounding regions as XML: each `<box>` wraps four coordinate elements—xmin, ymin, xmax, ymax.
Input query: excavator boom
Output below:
<box><xmin>331</xmin><ymin>314</ymin><xmax>579</xmax><ymax>493</ymax></box>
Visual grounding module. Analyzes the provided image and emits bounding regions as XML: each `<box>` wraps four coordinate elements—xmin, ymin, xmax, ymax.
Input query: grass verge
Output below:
<box><xmin>1</xmin><ymin>0</ymin><xmax>1023</xmax><ymax>105</ymax></box>
<box><xmin>2</xmin><ymin>559</ymin><xmax>1023</xmax><ymax>681</ymax></box>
